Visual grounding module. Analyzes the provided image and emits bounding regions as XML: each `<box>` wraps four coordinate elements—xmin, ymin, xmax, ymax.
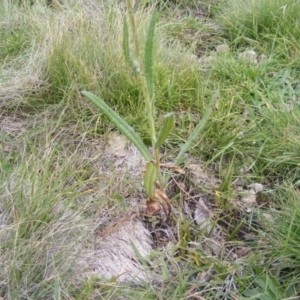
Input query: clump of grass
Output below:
<box><xmin>216</xmin><ymin>0</ymin><xmax>300</xmax><ymax>75</ymax></box>
<box><xmin>0</xmin><ymin>3</ymin><xmax>31</xmax><ymax>63</ymax></box>
<box><xmin>192</xmin><ymin>12</ymin><xmax>300</xmax><ymax>181</ymax></box>
<box><xmin>0</xmin><ymin>27</ymin><xmax>29</xmax><ymax>62</ymax></box>
<box><xmin>0</xmin><ymin>144</ymin><xmax>89</xmax><ymax>299</ymax></box>
<box><xmin>0</xmin><ymin>1</ymin><xmax>53</xmax><ymax>109</ymax></box>
<box><xmin>218</xmin><ymin>0</ymin><xmax>300</xmax><ymax>46</ymax></box>
<box><xmin>238</xmin><ymin>185</ymin><xmax>300</xmax><ymax>299</ymax></box>
<box><xmin>0</xmin><ymin>117</ymin><xmax>150</xmax><ymax>298</ymax></box>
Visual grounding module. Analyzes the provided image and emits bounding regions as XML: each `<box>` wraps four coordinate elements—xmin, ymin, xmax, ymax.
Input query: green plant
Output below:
<box><xmin>218</xmin><ymin>0</ymin><xmax>300</xmax><ymax>47</ymax></box>
<box><xmin>242</xmin><ymin>273</ymin><xmax>298</xmax><ymax>300</ymax></box>
<box><xmin>81</xmin><ymin>0</ymin><xmax>218</xmax><ymax>219</ymax></box>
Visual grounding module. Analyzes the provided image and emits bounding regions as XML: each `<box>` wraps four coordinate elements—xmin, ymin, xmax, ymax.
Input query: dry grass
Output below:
<box><xmin>0</xmin><ymin>51</ymin><xmax>49</xmax><ymax>107</ymax></box>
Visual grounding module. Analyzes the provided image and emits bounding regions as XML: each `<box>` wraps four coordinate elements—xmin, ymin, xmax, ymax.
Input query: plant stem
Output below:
<box><xmin>126</xmin><ymin>0</ymin><xmax>157</xmax><ymax>147</ymax></box>
<box><xmin>126</xmin><ymin>0</ymin><xmax>161</xmax><ymax>189</ymax></box>
<box><xmin>126</xmin><ymin>0</ymin><xmax>141</xmax><ymax>63</ymax></box>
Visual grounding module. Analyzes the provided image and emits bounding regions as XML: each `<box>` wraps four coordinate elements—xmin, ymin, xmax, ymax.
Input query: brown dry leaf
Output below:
<box><xmin>160</xmin><ymin>164</ymin><xmax>186</xmax><ymax>175</ymax></box>
<box><xmin>146</xmin><ymin>199</ymin><xmax>161</xmax><ymax>214</ymax></box>
<box><xmin>236</xmin><ymin>247</ymin><xmax>251</xmax><ymax>257</ymax></box>
<box><xmin>155</xmin><ymin>189</ymin><xmax>172</xmax><ymax>216</ymax></box>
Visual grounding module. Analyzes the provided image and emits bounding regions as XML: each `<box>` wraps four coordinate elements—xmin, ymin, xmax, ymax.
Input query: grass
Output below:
<box><xmin>1</xmin><ymin>0</ymin><xmax>300</xmax><ymax>299</ymax></box>
<box><xmin>0</xmin><ymin>142</ymin><xmax>85</xmax><ymax>298</ymax></box>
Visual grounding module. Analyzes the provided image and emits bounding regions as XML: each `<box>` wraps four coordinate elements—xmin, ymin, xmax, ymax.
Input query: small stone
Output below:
<box><xmin>239</xmin><ymin>50</ymin><xmax>258</xmax><ymax>64</ymax></box>
<box><xmin>248</xmin><ymin>183</ymin><xmax>264</xmax><ymax>193</ymax></box>
<box><xmin>241</xmin><ymin>189</ymin><xmax>257</xmax><ymax>206</ymax></box>
<box><xmin>236</xmin><ymin>246</ymin><xmax>251</xmax><ymax>257</ymax></box>
<box><xmin>189</xmin><ymin>54</ymin><xmax>198</xmax><ymax>61</ymax></box>
<box><xmin>194</xmin><ymin>201</ymin><xmax>213</xmax><ymax>234</ymax></box>
<box><xmin>107</xmin><ymin>133</ymin><xmax>128</xmax><ymax>157</ymax></box>
<box><xmin>188</xmin><ymin>164</ymin><xmax>207</xmax><ymax>178</ymax></box>
<box><xmin>261</xmin><ymin>213</ymin><xmax>274</xmax><ymax>225</ymax></box>
<box><xmin>243</xmin><ymin>232</ymin><xmax>256</xmax><ymax>240</ymax></box>
<box><xmin>199</xmin><ymin>55</ymin><xmax>214</xmax><ymax>68</ymax></box>
<box><xmin>216</xmin><ymin>44</ymin><xmax>229</xmax><ymax>54</ymax></box>
<box><xmin>258</xmin><ymin>54</ymin><xmax>267</xmax><ymax>63</ymax></box>
<box><xmin>165</xmin><ymin>241</ymin><xmax>176</xmax><ymax>252</ymax></box>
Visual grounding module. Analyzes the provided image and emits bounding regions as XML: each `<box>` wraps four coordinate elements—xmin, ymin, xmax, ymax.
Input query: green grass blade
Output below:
<box><xmin>53</xmin><ymin>277</ymin><xmax>61</xmax><ymax>300</ymax></box>
<box><xmin>0</xmin><ymin>132</ymin><xmax>14</xmax><ymax>142</ymax></box>
<box><xmin>81</xmin><ymin>91</ymin><xmax>152</xmax><ymax>161</ymax></box>
<box><xmin>155</xmin><ymin>112</ymin><xmax>174</xmax><ymax>149</ymax></box>
<box><xmin>175</xmin><ymin>91</ymin><xmax>219</xmax><ymax>165</ymax></box>
<box><xmin>144</xmin><ymin>12</ymin><xmax>156</xmax><ymax>108</ymax></box>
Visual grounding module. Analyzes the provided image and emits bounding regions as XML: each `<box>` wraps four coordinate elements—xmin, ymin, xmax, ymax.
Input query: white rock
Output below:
<box><xmin>199</xmin><ymin>55</ymin><xmax>214</xmax><ymax>68</ymax></box>
<box><xmin>258</xmin><ymin>54</ymin><xmax>267</xmax><ymax>63</ymax></box>
<box><xmin>194</xmin><ymin>201</ymin><xmax>213</xmax><ymax>234</ymax></box>
<box><xmin>241</xmin><ymin>189</ymin><xmax>257</xmax><ymax>206</ymax></box>
<box><xmin>261</xmin><ymin>213</ymin><xmax>274</xmax><ymax>225</ymax></box>
<box><xmin>188</xmin><ymin>163</ymin><xmax>208</xmax><ymax>179</ymax></box>
<box><xmin>248</xmin><ymin>183</ymin><xmax>264</xmax><ymax>194</ymax></box>
<box><xmin>107</xmin><ymin>132</ymin><xmax>128</xmax><ymax>157</ymax></box>
<box><xmin>187</xmin><ymin>163</ymin><xmax>219</xmax><ymax>187</ymax></box>
<box><xmin>216</xmin><ymin>44</ymin><xmax>229</xmax><ymax>54</ymax></box>
<box><xmin>239</xmin><ymin>50</ymin><xmax>258</xmax><ymax>64</ymax></box>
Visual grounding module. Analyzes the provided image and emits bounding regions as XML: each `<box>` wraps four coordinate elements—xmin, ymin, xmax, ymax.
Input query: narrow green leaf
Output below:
<box><xmin>123</xmin><ymin>17</ymin><xmax>138</xmax><ymax>73</ymax></box>
<box><xmin>53</xmin><ymin>277</ymin><xmax>61</xmax><ymax>300</ymax></box>
<box><xmin>175</xmin><ymin>91</ymin><xmax>219</xmax><ymax>165</ymax></box>
<box><xmin>267</xmin><ymin>275</ymin><xmax>285</xmax><ymax>297</ymax></box>
<box><xmin>144</xmin><ymin>12</ymin><xmax>156</xmax><ymax>108</ymax></box>
<box><xmin>81</xmin><ymin>91</ymin><xmax>152</xmax><ymax>161</ymax></box>
<box><xmin>143</xmin><ymin>161</ymin><xmax>157</xmax><ymax>199</ymax></box>
<box><xmin>227</xmin><ymin>220</ymin><xmax>243</xmax><ymax>241</ymax></box>
<box><xmin>0</xmin><ymin>132</ymin><xmax>14</xmax><ymax>142</ymax></box>
<box><xmin>155</xmin><ymin>112</ymin><xmax>174</xmax><ymax>149</ymax></box>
